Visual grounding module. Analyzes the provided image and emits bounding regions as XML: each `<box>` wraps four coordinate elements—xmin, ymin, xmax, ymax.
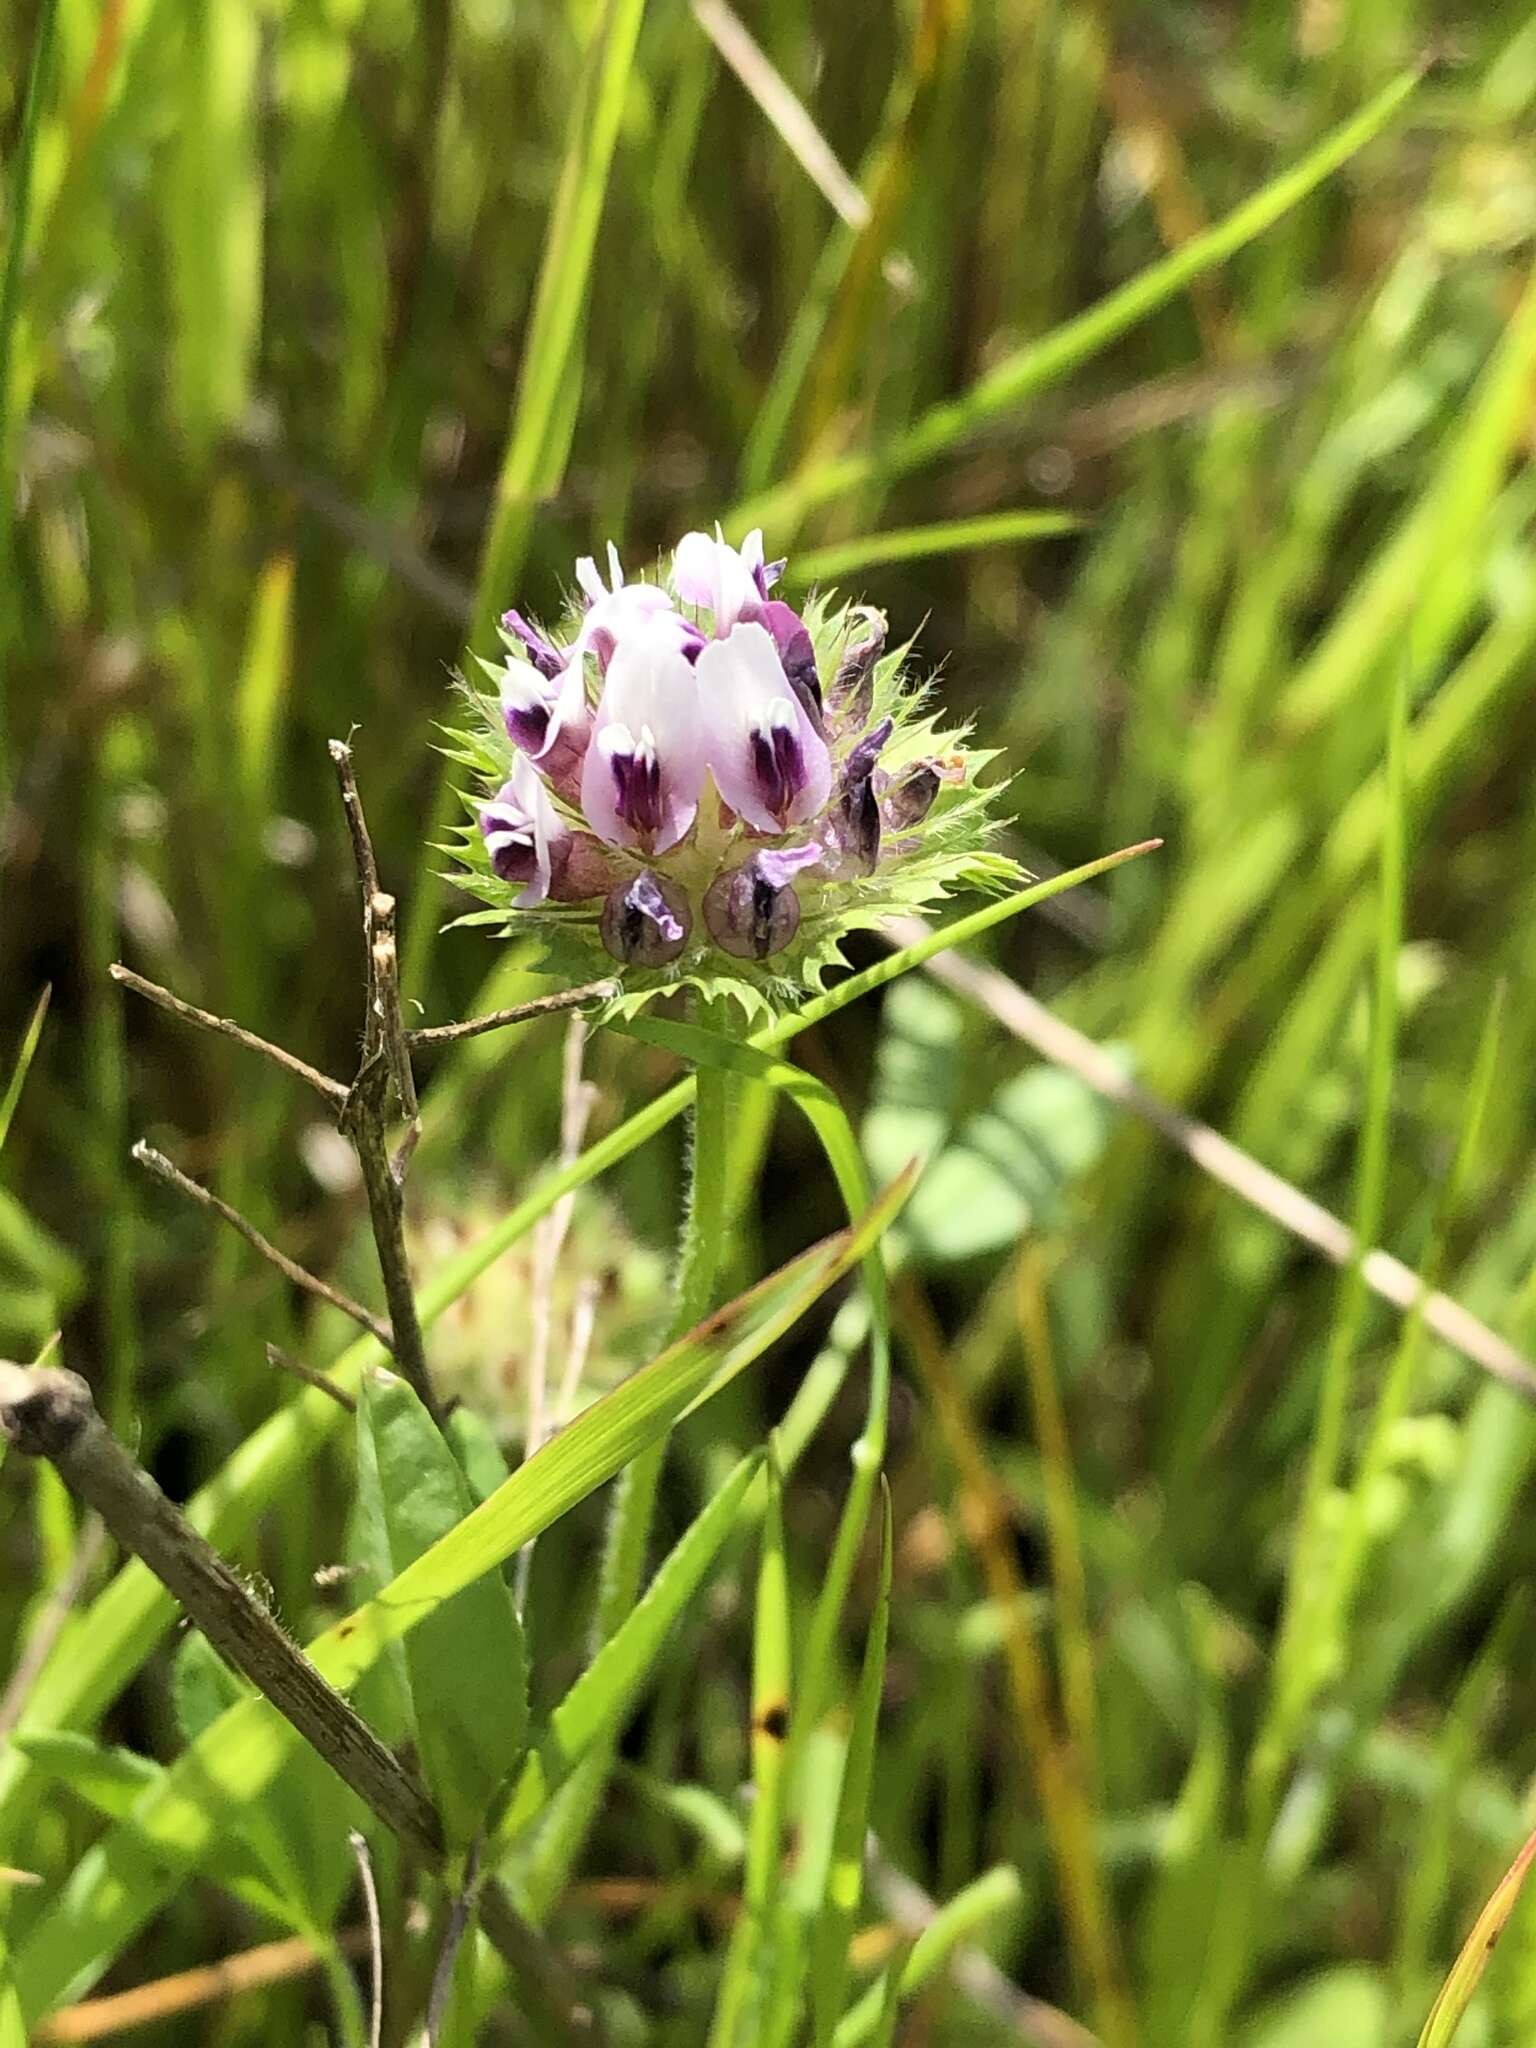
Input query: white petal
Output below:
<box><xmin>672</xmin><ymin>529</ymin><xmax>760</xmax><ymax>632</ymax></box>
<box><xmin>574</xmin><ymin>555</ymin><xmax>607</xmax><ymax>607</ymax></box>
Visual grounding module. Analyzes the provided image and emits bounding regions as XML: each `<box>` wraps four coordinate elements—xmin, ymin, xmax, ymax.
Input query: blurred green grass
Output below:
<box><xmin>5</xmin><ymin>0</ymin><xmax>1536</xmax><ymax>2040</ymax></box>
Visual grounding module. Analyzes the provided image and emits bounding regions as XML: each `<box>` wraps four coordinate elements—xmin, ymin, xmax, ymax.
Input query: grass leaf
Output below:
<box><xmin>13</xmin><ymin>1177</ymin><xmax>912</xmax><ymax>2020</ymax></box>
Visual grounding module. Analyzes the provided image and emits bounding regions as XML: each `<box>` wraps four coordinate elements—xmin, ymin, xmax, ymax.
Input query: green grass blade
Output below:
<box><xmin>234</xmin><ymin>555</ymin><xmax>294</xmax><ymax>824</ymax></box>
<box><xmin>495</xmin><ymin>1447</ymin><xmax>763</xmax><ymax>1845</ymax></box>
<box><xmin>784</xmin><ymin>511</ymin><xmax>1084</xmax><ymax>586</ymax></box>
<box><xmin>1266</xmin><ymin>663</ymin><xmax>1408</xmax><ymax>1763</ymax></box>
<box><xmin>0</xmin><ymin>0</ymin><xmax>60</xmax><ymax>737</ymax></box>
<box><xmin>10</xmin><ymin>1732</ymin><xmax>158</xmax><ymax>1820</ymax></box>
<box><xmin>1324</xmin><ymin>981</ymin><xmax>1506</xmax><ymax>1653</ymax></box>
<box><xmin>0</xmin><ymin>987</ymin><xmax>50</xmax><ymax>1158</ymax></box>
<box><xmin>467</xmin><ymin>0</ymin><xmax>647</xmax><ymax>649</ymax></box>
<box><xmin>1280</xmin><ymin>265</ymin><xmax>1536</xmax><ymax>738</ymax></box>
<box><xmin>407</xmin><ymin>0</ymin><xmax>648</xmax><ymax>980</ymax></box>
<box><xmin>732</xmin><ymin>67</ymin><xmax>1422</xmax><ymax>539</ymax></box>
<box><xmin>1417</xmin><ymin>1822</ymin><xmax>1536</xmax><ymax>2048</ymax></box>
<box><xmin>167</xmin><ymin>0</ymin><xmax>261</xmax><ymax>464</ymax></box>
<box><xmin>830</xmin><ymin>1865</ymin><xmax>1023</xmax><ymax>2048</ymax></box>
<box><xmin>13</xmin><ymin>1180</ymin><xmax>912</xmax><ymax>2020</ymax></box>
<box><xmin>706</xmin><ymin>1448</ymin><xmax>792</xmax><ymax>2048</ymax></box>
<box><xmin>811</xmin><ymin>1483</ymin><xmax>893</xmax><ymax>2048</ymax></box>
<box><xmin>619</xmin><ymin>1014</ymin><xmax>890</xmax><ymax>1738</ymax></box>
<box><xmin>0</xmin><ymin>1916</ymin><xmax>24</xmax><ymax>2048</ymax></box>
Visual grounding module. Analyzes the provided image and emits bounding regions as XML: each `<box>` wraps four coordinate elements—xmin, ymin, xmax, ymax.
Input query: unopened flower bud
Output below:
<box><xmin>502</xmin><ymin>608</ymin><xmax>564</xmax><ymax>680</ymax></box>
<box><xmin>704</xmin><ymin>845</ymin><xmax>821</xmax><ymax>960</ymax></box>
<box><xmin>882</xmin><ymin>760</ymin><xmax>941</xmax><ymax>830</ymax></box>
<box><xmin>600</xmin><ymin>870</ymin><xmax>691</xmax><ymax>967</ymax></box>
<box><xmin>828</xmin><ymin>609</ymin><xmax>886</xmax><ymax>728</ymax></box>
<box><xmin>828</xmin><ymin>717</ymin><xmax>892</xmax><ymax>877</ymax></box>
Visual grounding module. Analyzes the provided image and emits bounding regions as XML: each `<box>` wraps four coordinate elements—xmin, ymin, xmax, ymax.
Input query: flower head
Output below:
<box><xmin>450</xmin><ymin>528</ymin><xmax>1013</xmax><ymax>1019</ymax></box>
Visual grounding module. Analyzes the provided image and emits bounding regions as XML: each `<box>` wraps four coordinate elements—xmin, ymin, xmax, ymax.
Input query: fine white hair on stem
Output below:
<box><xmin>515</xmin><ymin>1016</ymin><xmax>597</xmax><ymax>1611</ymax></box>
<box><xmin>525</xmin><ymin>1016</ymin><xmax>597</xmax><ymax>1458</ymax></box>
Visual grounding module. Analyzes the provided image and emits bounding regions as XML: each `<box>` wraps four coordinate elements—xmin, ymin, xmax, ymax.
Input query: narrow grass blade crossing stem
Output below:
<box><xmin>0</xmin><ymin>0</ymin><xmax>61</xmax><ymax>745</ymax></box>
<box><xmin>730</xmin><ymin>66</ymin><xmax>1423</xmax><ymax>539</ymax></box>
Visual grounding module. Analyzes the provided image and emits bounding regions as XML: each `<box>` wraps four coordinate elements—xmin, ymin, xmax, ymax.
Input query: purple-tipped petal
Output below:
<box><xmin>501</xmin><ymin>608</ymin><xmax>564</xmax><ymax>680</ymax></box>
<box><xmin>580</xmin><ymin>621</ymin><xmax>707</xmax><ymax>854</ymax></box>
<box><xmin>501</xmin><ymin>656</ymin><xmax>592</xmax><ymax>800</ymax></box>
<box><xmin>704</xmin><ymin>844</ymin><xmax>820</xmax><ymax>960</ymax></box>
<box><xmin>696</xmin><ymin>622</ymin><xmax>832</xmax><ymax>834</ymax></box>
<box><xmin>479</xmin><ymin>758</ymin><xmax>568</xmax><ymax>907</ymax></box>
<box><xmin>826</xmin><ymin>716</ymin><xmax>892</xmax><ymax>877</ymax></box>
<box><xmin>600</xmin><ymin>870</ymin><xmax>691</xmax><ymax>967</ymax></box>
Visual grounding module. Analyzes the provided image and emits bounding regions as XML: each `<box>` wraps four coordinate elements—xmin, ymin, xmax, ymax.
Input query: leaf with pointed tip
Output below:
<box><xmin>1415</xmin><ymin>1822</ymin><xmax>1536</xmax><ymax>2048</ymax></box>
<box><xmin>355</xmin><ymin>1366</ymin><xmax>528</xmax><ymax>1848</ymax></box>
<box><xmin>831</xmin><ymin>1866</ymin><xmax>1023</xmax><ymax>2048</ymax></box>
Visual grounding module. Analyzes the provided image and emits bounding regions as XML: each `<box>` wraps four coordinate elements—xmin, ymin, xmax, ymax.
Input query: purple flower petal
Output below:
<box><xmin>600</xmin><ymin>870</ymin><xmax>691</xmax><ymax>966</ymax></box>
<box><xmin>673</xmin><ymin>527</ymin><xmax>767</xmax><ymax>634</ymax></box>
<box><xmin>755</xmin><ymin>598</ymin><xmax>823</xmax><ymax>727</ymax></box>
<box><xmin>580</xmin><ymin>620</ymin><xmax>707</xmax><ymax>854</ymax></box>
<box><xmin>501</xmin><ymin>608</ymin><xmax>564</xmax><ymax>681</ymax></box>
<box><xmin>479</xmin><ymin>758</ymin><xmax>568</xmax><ymax>907</ymax></box>
<box><xmin>695</xmin><ymin>622</ymin><xmax>832</xmax><ymax>834</ymax></box>
<box><xmin>827</xmin><ymin>716</ymin><xmax>893</xmax><ymax>876</ymax></box>
<box><xmin>828</xmin><ymin>609</ymin><xmax>886</xmax><ymax>728</ymax></box>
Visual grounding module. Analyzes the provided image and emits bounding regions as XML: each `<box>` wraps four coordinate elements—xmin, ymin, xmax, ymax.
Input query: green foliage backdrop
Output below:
<box><xmin>5</xmin><ymin>0</ymin><xmax>1536</xmax><ymax>2042</ymax></box>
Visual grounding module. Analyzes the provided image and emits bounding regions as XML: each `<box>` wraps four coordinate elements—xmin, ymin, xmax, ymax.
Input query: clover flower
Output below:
<box><xmin>447</xmin><ymin>529</ymin><xmax>1014</xmax><ymax>1019</ymax></box>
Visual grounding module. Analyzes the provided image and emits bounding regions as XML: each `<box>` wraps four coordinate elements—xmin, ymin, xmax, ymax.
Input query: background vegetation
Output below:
<box><xmin>4</xmin><ymin>0</ymin><xmax>1536</xmax><ymax>2041</ymax></box>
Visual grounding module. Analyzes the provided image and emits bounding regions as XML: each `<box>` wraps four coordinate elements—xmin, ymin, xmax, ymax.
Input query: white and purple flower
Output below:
<box><xmin>459</xmin><ymin>526</ymin><xmax>1005</xmax><ymax>1005</ymax></box>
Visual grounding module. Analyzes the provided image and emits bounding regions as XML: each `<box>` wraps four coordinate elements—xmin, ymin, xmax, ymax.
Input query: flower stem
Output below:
<box><xmin>595</xmin><ymin>1003</ymin><xmax>734</xmax><ymax>1643</ymax></box>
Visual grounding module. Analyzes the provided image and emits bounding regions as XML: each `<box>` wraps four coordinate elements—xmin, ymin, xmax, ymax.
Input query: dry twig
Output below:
<box><xmin>132</xmin><ymin>1142</ymin><xmax>391</xmax><ymax>1349</ymax></box>
<box><xmin>350</xmin><ymin>1830</ymin><xmax>384</xmax><ymax>2048</ymax></box>
<box><xmin>265</xmin><ymin>1342</ymin><xmax>357</xmax><ymax>1413</ymax></box>
<box><xmin>406</xmin><ymin>980</ymin><xmax>617</xmax><ymax>1050</ymax></box>
<box><xmin>107</xmin><ymin>965</ymin><xmax>347</xmax><ymax>1106</ymax></box>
